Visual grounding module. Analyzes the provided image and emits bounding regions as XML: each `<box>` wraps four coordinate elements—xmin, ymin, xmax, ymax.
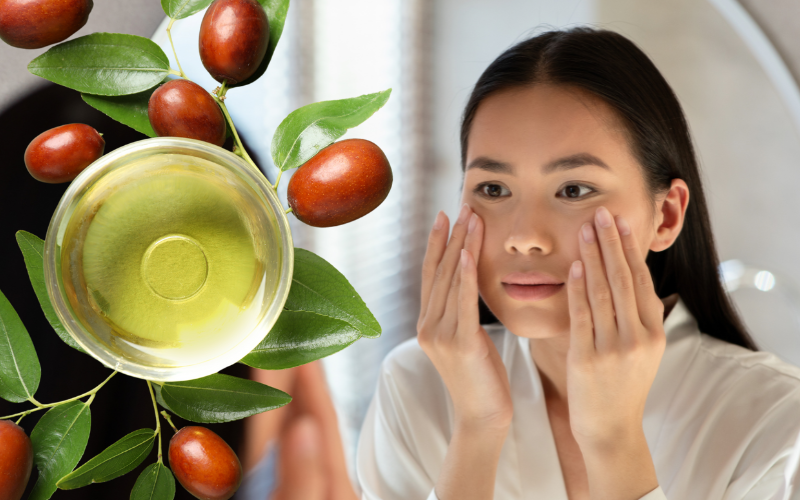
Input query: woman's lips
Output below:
<box><xmin>502</xmin><ymin>283</ymin><xmax>564</xmax><ymax>301</ymax></box>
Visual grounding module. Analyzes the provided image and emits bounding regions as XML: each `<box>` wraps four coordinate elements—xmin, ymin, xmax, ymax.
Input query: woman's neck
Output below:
<box><xmin>529</xmin><ymin>293</ymin><xmax>679</xmax><ymax>405</ymax></box>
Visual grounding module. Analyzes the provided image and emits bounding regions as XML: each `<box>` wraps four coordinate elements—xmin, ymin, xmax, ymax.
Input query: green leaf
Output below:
<box><xmin>271</xmin><ymin>88</ymin><xmax>391</xmax><ymax>171</ymax></box>
<box><xmin>240</xmin><ymin>310</ymin><xmax>360</xmax><ymax>369</ymax></box>
<box><xmin>16</xmin><ymin>231</ymin><xmax>86</xmax><ymax>354</ymax></box>
<box><xmin>239</xmin><ymin>248</ymin><xmax>380</xmax><ymax>369</ymax></box>
<box><xmin>0</xmin><ymin>287</ymin><xmax>41</xmax><ymax>403</ymax></box>
<box><xmin>82</xmin><ymin>87</ymin><xmax>159</xmax><ymax>137</ymax></box>
<box><xmin>234</xmin><ymin>0</ymin><xmax>290</xmax><ymax>87</ymax></box>
<box><xmin>286</xmin><ymin>248</ymin><xmax>381</xmax><ymax>338</ymax></box>
<box><xmin>156</xmin><ymin>373</ymin><xmax>290</xmax><ymax>423</ymax></box>
<box><xmin>161</xmin><ymin>0</ymin><xmax>213</xmax><ymax>19</ymax></box>
<box><xmin>28</xmin><ymin>33</ymin><xmax>171</xmax><ymax>96</ymax></box>
<box><xmin>130</xmin><ymin>463</ymin><xmax>175</xmax><ymax>500</ymax></box>
<box><xmin>57</xmin><ymin>429</ymin><xmax>155</xmax><ymax>489</ymax></box>
<box><xmin>30</xmin><ymin>401</ymin><xmax>92</xmax><ymax>500</ymax></box>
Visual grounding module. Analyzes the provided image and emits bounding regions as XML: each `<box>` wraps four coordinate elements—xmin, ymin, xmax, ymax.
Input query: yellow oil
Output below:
<box><xmin>61</xmin><ymin>153</ymin><xmax>277</xmax><ymax>368</ymax></box>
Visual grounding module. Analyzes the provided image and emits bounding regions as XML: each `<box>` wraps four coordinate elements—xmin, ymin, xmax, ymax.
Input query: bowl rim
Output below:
<box><xmin>44</xmin><ymin>136</ymin><xmax>294</xmax><ymax>382</ymax></box>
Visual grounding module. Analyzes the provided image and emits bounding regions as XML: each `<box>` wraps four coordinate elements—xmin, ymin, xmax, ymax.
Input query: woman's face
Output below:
<box><xmin>462</xmin><ymin>83</ymin><xmax>663</xmax><ymax>339</ymax></box>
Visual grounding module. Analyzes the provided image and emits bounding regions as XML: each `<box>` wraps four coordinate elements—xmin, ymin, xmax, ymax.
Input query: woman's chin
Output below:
<box><xmin>488</xmin><ymin>299</ymin><xmax>570</xmax><ymax>339</ymax></box>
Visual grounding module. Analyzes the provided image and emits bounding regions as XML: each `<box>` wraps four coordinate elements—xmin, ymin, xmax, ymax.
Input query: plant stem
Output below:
<box><xmin>214</xmin><ymin>95</ymin><xmax>259</xmax><ymax>171</ymax></box>
<box><xmin>161</xmin><ymin>411</ymin><xmax>179</xmax><ymax>433</ymax></box>
<box><xmin>147</xmin><ymin>381</ymin><xmax>163</xmax><ymax>463</ymax></box>
<box><xmin>167</xmin><ymin>18</ymin><xmax>186</xmax><ymax>79</ymax></box>
<box><xmin>15</xmin><ymin>415</ymin><xmax>24</xmax><ymax>425</ymax></box>
<box><xmin>273</xmin><ymin>170</ymin><xmax>283</xmax><ymax>191</ymax></box>
<box><xmin>285</xmin><ymin>207</ymin><xmax>293</xmax><ymax>214</ymax></box>
<box><xmin>0</xmin><ymin>370</ymin><xmax>117</xmax><ymax>420</ymax></box>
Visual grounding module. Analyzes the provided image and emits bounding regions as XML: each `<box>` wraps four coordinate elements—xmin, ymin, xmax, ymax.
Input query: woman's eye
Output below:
<box><xmin>559</xmin><ymin>184</ymin><xmax>594</xmax><ymax>199</ymax></box>
<box><xmin>476</xmin><ymin>183</ymin><xmax>510</xmax><ymax>198</ymax></box>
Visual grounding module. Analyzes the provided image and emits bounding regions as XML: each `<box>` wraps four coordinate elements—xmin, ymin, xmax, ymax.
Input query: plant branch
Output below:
<box><xmin>214</xmin><ymin>94</ymin><xmax>259</xmax><ymax>172</ymax></box>
<box><xmin>167</xmin><ymin>18</ymin><xmax>186</xmax><ymax>78</ymax></box>
<box><xmin>161</xmin><ymin>411</ymin><xmax>179</xmax><ymax>433</ymax></box>
<box><xmin>273</xmin><ymin>170</ymin><xmax>283</xmax><ymax>190</ymax></box>
<box><xmin>1</xmin><ymin>370</ymin><xmax>117</xmax><ymax>420</ymax></box>
<box><xmin>147</xmin><ymin>381</ymin><xmax>163</xmax><ymax>463</ymax></box>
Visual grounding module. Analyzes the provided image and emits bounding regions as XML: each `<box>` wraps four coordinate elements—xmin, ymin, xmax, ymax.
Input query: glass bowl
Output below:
<box><xmin>44</xmin><ymin>137</ymin><xmax>293</xmax><ymax>382</ymax></box>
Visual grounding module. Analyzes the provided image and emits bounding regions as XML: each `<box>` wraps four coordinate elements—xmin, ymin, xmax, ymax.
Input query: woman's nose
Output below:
<box><xmin>503</xmin><ymin>209</ymin><xmax>555</xmax><ymax>255</ymax></box>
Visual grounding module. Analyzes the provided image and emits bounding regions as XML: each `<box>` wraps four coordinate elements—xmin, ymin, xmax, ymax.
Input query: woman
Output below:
<box><xmin>356</xmin><ymin>27</ymin><xmax>800</xmax><ymax>500</ymax></box>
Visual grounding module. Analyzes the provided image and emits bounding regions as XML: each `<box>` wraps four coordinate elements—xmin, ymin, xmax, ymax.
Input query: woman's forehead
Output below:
<box><xmin>465</xmin><ymin>84</ymin><xmax>634</xmax><ymax>174</ymax></box>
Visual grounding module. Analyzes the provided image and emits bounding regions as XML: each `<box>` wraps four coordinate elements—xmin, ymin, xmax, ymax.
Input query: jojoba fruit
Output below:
<box><xmin>0</xmin><ymin>420</ymin><xmax>33</xmax><ymax>500</ymax></box>
<box><xmin>199</xmin><ymin>0</ymin><xmax>269</xmax><ymax>85</ymax></box>
<box><xmin>287</xmin><ymin>138</ymin><xmax>393</xmax><ymax>227</ymax></box>
<box><xmin>168</xmin><ymin>426</ymin><xmax>242</xmax><ymax>500</ymax></box>
<box><xmin>148</xmin><ymin>79</ymin><xmax>227</xmax><ymax>147</ymax></box>
<box><xmin>0</xmin><ymin>0</ymin><xmax>92</xmax><ymax>49</ymax></box>
<box><xmin>24</xmin><ymin>123</ymin><xmax>105</xmax><ymax>183</ymax></box>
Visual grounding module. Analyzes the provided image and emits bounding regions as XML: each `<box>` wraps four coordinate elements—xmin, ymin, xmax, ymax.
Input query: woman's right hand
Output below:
<box><xmin>417</xmin><ymin>203</ymin><xmax>513</xmax><ymax>433</ymax></box>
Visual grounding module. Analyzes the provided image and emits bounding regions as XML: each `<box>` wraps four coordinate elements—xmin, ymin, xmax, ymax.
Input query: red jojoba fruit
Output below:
<box><xmin>0</xmin><ymin>420</ymin><xmax>33</xmax><ymax>500</ymax></box>
<box><xmin>0</xmin><ymin>0</ymin><xmax>92</xmax><ymax>49</ymax></box>
<box><xmin>148</xmin><ymin>79</ymin><xmax>227</xmax><ymax>148</ymax></box>
<box><xmin>287</xmin><ymin>138</ymin><xmax>393</xmax><ymax>227</ymax></box>
<box><xmin>24</xmin><ymin>123</ymin><xmax>105</xmax><ymax>183</ymax></box>
<box><xmin>199</xmin><ymin>0</ymin><xmax>270</xmax><ymax>85</ymax></box>
<box><xmin>169</xmin><ymin>426</ymin><xmax>242</xmax><ymax>500</ymax></box>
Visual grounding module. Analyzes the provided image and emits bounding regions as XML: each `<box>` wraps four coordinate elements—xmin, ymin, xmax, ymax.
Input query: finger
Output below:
<box><xmin>579</xmin><ymin>222</ymin><xmax>617</xmax><ymax>351</ymax></box>
<box><xmin>293</xmin><ymin>363</ymin><xmax>356</xmax><ymax>496</ymax></box>
<box><xmin>443</xmin><ymin>213</ymin><xmax>483</xmax><ymax>333</ymax></box>
<box><xmin>419</xmin><ymin>210</ymin><xmax>449</xmax><ymax>322</ymax></box>
<box><xmin>593</xmin><ymin>206</ymin><xmax>641</xmax><ymax>342</ymax></box>
<box><xmin>273</xmin><ymin>416</ymin><xmax>325</xmax><ymax>500</ymax></box>
<box><xmin>427</xmin><ymin>203</ymin><xmax>473</xmax><ymax>321</ymax></box>
<box><xmin>456</xmin><ymin>248</ymin><xmax>481</xmax><ymax>340</ymax></box>
<box><xmin>567</xmin><ymin>260</ymin><xmax>595</xmax><ymax>359</ymax></box>
<box><xmin>464</xmin><ymin>212</ymin><xmax>484</xmax><ymax>270</ymax></box>
<box><xmin>242</xmin><ymin>367</ymin><xmax>296</xmax><ymax>471</ymax></box>
<box><xmin>615</xmin><ymin>215</ymin><xmax>664</xmax><ymax>332</ymax></box>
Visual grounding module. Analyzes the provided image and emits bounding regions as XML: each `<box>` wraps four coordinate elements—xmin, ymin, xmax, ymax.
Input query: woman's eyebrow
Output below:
<box><xmin>542</xmin><ymin>152</ymin><xmax>610</xmax><ymax>173</ymax></box>
<box><xmin>466</xmin><ymin>157</ymin><xmax>514</xmax><ymax>174</ymax></box>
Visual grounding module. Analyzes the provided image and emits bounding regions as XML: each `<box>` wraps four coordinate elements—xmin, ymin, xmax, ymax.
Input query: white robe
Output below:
<box><xmin>356</xmin><ymin>295</ymin><xmax>800</xmax><ymax>499</ymax></box>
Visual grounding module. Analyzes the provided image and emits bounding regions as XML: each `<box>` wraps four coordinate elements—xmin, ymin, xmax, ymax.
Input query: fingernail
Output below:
<box><xmin>468</xmin><ymin>213</ymin><xmax>478</xmax><ymax>233</ymax></box>
<box><xmin>571</xmin><ymin>261</ymin><xmax>583</xmax><ymax>279</ymax></box>
<box><xmin>457</xmin><ymin>203</ymin><xmax>470</xmax><ymax>225</ymax></box>
<box><xmin>461</xmin><ymin>249</ymin><xmax>468</xmax><ymax>268</ymax></box>
<box><xmin>596</xmin><ymin>206</ymin><xmax>612</xmax><ymax>228</ymax></box>
<box><xmin>615</xmin><ymin>215</ymin><xmax>631</xmax><ymax>236</ymax></box>
<box><xmin>433</xmin><ymin>211</ymin><xmax>445</xmax><ymax>230</ymax></box>
<box><xmin>581</xmin><ymin>223</ymin><xmax>595</xmax><ymax>243</ymax></box>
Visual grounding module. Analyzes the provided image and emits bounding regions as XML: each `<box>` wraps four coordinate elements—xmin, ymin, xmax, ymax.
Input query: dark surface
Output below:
<box><xmin>0</xmin><ymin>83</ymin><xmax>253</xmax><ymax>500</ymax></box>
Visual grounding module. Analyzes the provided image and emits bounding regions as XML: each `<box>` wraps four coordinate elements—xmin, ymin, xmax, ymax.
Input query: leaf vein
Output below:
<box><xmin>0</xmin><ymin>313</ymin><xmax>29</xmax><ymax>398</ymax></box>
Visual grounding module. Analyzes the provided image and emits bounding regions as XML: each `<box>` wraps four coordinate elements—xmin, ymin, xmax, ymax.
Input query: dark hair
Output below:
<box><xmin>464</xmin><ymin>26</ymin><xmax>758</xmax><ymax>351</ymax></box>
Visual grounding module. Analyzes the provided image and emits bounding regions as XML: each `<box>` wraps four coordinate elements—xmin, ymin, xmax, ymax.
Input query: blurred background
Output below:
<box><xmin>3</xmin><ymin>0</ymin><xmax>800</xmax><ymax>497</ymax></box>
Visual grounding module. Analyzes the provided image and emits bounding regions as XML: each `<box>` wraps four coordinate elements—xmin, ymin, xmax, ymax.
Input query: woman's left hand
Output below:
<box><xmin>565</xmin><ymin>205</ymin><xmax>667</xmax><ymax>454</ymax></box>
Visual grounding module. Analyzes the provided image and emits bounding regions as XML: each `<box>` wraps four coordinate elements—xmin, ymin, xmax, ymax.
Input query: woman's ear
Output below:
<box><xmin>650</xmin><ymin>178</ymin><xmax>690</xmax><ymax>252</ymax></box>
